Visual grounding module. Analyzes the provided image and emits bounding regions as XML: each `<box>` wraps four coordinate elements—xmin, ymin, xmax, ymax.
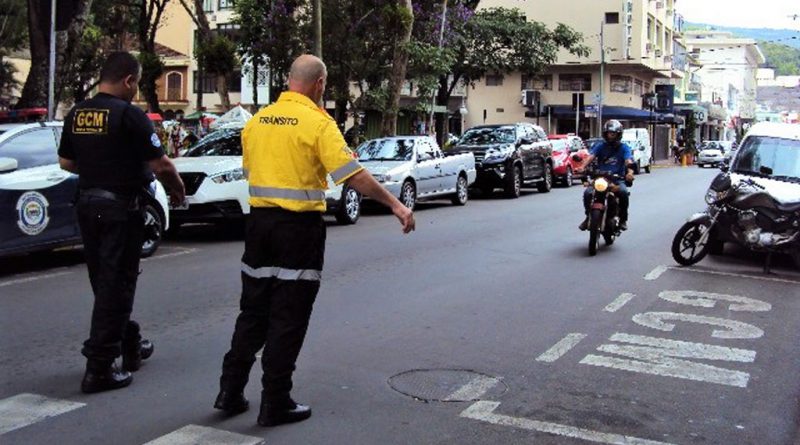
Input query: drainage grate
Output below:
<box><xmin>388</xmin><ymin>369</ymin><xmax>507</xmax><ymax>402</ymax></box>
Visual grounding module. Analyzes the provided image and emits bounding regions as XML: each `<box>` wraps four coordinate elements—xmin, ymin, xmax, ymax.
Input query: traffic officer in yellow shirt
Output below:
<box><xmin>214</xmin><ymin>54</ymin><xmax>415</xmax><ymax>427</ymax></box>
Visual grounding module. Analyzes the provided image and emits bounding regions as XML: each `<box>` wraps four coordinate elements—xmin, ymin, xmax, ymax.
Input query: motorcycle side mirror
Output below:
<box><xmin>719</xmin><ymin>162</ymin><xmax>729</xmax><ymax>173</ymax></box>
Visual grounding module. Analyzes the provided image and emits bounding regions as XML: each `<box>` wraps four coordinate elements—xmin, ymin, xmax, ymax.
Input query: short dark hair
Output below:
<box><xmin>99</xmin><ymin>52</ymin><xmax>141</xmax><ymax>83</ymax></box>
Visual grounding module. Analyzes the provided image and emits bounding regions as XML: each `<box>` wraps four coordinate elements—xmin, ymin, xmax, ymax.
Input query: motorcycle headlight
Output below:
<box><xmin>210</xmin><ymin>168</ymin><xmax>246</xmax><ymax>184</ymax></box>
<box><xmin>705</xmin><ymin>189</ymin><xmax>728</xmax><ymax>204</ymax></box>
<box><xmin>594</xmin><ymin>177</ymin><xmax>609</xmax><ymax>192</ymax></box>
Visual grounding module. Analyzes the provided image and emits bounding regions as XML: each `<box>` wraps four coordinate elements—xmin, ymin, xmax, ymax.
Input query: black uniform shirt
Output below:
<box><xmin>59</xmin><ymin>92</ymin><xmax>165</xmax><ymax>195</ymax></box>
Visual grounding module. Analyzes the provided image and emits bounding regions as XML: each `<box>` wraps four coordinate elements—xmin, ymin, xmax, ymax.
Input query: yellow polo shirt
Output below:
<box><xmin>242</xmin><ymin>91</ymin><xmax>363</xmax><ymax>212</ymax></box>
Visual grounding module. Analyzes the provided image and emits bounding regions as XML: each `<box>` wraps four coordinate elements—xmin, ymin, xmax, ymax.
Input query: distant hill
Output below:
<box><xmin>685</xmin><ymin>23</ymin><xmax>800</xmax><ymax>49</ymax></box>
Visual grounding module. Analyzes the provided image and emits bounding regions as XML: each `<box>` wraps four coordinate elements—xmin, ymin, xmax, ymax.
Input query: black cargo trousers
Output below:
<box><xmin>220</xmin><ymin>207</ymin><xmax>325</xmax><ymax>405</ymax></box>
<box><xmin>76</xmin><ymin>191</ymin><xmax>144</xmax><ymax>371</ymax></box>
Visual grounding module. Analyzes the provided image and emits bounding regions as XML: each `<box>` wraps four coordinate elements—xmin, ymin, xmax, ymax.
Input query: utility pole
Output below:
<box><xmin>597</xmin><ymin>20</ymin><xmax>605</xmax><ymax>136</ymax></box>
<box><xmin>313</xmin><ymin>0</ymin><xmax>322</xmax><ymax>58</ymax></box>
<box><xmin>47</xmin><ymin>0</ymin><xmax>57</xmax><ymax>121</ymax></box>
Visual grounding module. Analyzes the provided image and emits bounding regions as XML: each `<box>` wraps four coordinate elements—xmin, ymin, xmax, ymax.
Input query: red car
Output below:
<box><xmin>548</xmin><ymin>134</ymin><xmax>591</xmax><ymax>187</ymax></box>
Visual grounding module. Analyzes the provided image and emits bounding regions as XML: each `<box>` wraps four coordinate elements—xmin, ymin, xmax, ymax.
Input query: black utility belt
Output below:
<box><xmin>79</xmin><ymin>188</ymin><xmax>138</xmax><ymax>203</ymax></box>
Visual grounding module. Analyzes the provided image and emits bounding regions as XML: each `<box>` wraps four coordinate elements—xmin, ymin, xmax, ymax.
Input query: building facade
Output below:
<box><xmin>465</xmin><ymin>0</ymin><xmax>682</xmax><ymax>146</ymax></box>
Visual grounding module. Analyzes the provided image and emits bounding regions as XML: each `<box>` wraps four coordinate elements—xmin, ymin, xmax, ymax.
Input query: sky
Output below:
<box><xmin>678</xmin><ymin>0</ymin><xmax>800</xmax><ymax>29</ymax></box>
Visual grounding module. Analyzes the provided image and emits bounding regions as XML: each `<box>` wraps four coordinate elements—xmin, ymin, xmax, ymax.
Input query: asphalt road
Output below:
<box><xmin>1</xmin><ymin>165</ymin><xmax>799</xmax><ymax>445</ymax></box>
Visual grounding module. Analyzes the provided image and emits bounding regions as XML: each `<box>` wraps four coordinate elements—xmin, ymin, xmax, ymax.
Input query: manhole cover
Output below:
<box><xmin>388</xmin><ymin>369</ymin><xmax>507</xmax><ymax>402</ymax></box>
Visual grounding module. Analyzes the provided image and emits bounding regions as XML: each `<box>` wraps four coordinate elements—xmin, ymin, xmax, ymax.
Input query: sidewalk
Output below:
<box><xmin>651</xmin><ymin>158</ymin><xmax>685</xmax><ymax>169</ymax></box>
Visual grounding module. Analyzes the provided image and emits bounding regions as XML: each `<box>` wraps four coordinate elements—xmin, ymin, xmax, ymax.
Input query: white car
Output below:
<box><xmin>172</xmin><ymin>126</ymin><xmax>362</xmax><ymax>226</ymax></box>
<box><xmin>0</xmin><ymin>122</ymin><xmax>169</xmax><ymax>257</ymax></box>
<box><xmin>696</xmin><ymin>141</ymin><xmax>727</xmax><ymax>168</ymax></box>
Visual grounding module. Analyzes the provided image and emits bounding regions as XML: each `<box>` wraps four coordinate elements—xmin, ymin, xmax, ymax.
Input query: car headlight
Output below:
<box><xmin>209</xmin><ymin>168</ymin><xmax>246</xmax><ymax>184</ymax></box>
<box><xmin>374</xmin><ymin>174</ymin><xmax>393</xmax><ymax>183</ymax></box>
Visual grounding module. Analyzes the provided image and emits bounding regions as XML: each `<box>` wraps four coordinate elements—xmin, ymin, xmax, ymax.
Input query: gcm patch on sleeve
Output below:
<box><xmin>73</xmin><ymin>109</ymin><xmax>110</xmax><ymax>134</ymax></box>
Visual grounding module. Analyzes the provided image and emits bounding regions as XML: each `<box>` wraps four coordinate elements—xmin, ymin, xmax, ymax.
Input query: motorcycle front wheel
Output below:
<box><xmin>671</xmin><ymin>220</ymin><xmax>711</xmax><ymax>266</ymax></box>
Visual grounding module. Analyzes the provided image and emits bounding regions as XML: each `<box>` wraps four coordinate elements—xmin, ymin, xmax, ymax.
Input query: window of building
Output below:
<box><xmin>167</xmin><ymin>72</ymin><xmax>183</xmax><ymax>101</ymax></box>
<box><xmin>522</xmin><ymin>74</ymin><xmax>552</xmax><ymax>90</ymax></box>
<box><xmin>558</xmin><ymin>73</ymin><xmax>591</xmax><ymax>91</ymax></box>
<box><xmin>193</xmin><ymin>71</ymin><xmax>216</xmax><ymax>94</ymax></box>
<box><xmin>644</xmin><ymin>82</ymin><xmax>651</xmax><ymax>93</ymax></box>
<box><xmin>610</xmin><ymin>75</ymin><xmax>632</xmax><ymax>93</ymax></box>
<box><xmin>217</xmin><ymin>23</ymin><xmax>240</xmax><ymax>40</ymax></box>
<box><xmin>634</xmin><ymin>78</ymin><xmax>643</xmax><ymax>96</ymax></box>
<box><xmin>605</xmin><ymin>12</ymin><xmax>620</xmax><ymax>24</ymax></box>
<box><xmin>486</xmin><ymin>74</ymin><xmax>504</xmax><ymax>86</ymax></box>
<box><xmin>218</xmin><ymin>0</ymin><xmax>235</xmax><ymax>9</ymax></box>
<box><xmin>202</xmin><ymin>0</ymin><xmax>213</xmax><ymax>12</ymax></box>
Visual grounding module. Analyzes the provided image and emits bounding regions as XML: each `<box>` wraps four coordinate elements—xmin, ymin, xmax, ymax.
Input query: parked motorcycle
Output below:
<box><xmin>581</xmin><ymin>166</ymin><xmax>632</xmax><ymax>256</ymax></box>
<box><xmin>671</xmin><ymin>171</ymin><xmax>800</xmax><ymax>272</ymax></box>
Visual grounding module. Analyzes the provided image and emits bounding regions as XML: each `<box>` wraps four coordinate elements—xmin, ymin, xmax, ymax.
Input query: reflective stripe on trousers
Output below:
<box><xmin>249</xmin><ymin>185</ymin><xmax>325</xmax><ymax>202</ymax></box>
<box><xmin>241</xmin><ymin>262</ymin><xmax>322</xmax><ymax>281</ymax></box>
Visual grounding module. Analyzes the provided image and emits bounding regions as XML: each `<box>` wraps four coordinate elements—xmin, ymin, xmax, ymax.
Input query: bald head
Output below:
<box><xmin>289</xmin><ymin>55</ymin><xmax>327</xmax><ymax>84</ymax></box>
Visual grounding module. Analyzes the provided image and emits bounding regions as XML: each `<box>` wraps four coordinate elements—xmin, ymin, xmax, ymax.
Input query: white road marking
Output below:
<box><xmin>604</xmin><ymin>293</ymin><xmax>636</xmax><ymax>313</ymax></box>
<box><xmin>141</xmin><ymin>247</ymin><xmax>198</xmax><ymax>262</ymax></box>
<box><xmin>658</xmin><ymin>290</ymin><xmax>771</xmax><ymax>312</ymax></box>
<box><xmin>632</xmin><ymin>312</ymin><xmax>764</xmax><ymax>339</ymax></box>
<box><xmin>0</xmin><ymin>270</ymin><xmax>72</xmax><ymax>288</ymax></box>
<box><xmin>143</xmin><ymin>425</ymin><xmax>264</xmax><ymax>445</ymax></box>
<box><xmin>536</xmin><ymin>333</ymin><xmax>587</xmax><ymax>363</ymax></box>
<box><xmin>668</xmin><ymin>266</ymin><xmax>800</xmax><ymax>285</ymax></box>
<box><xmin>460</xmin><ymin>401</ymin><xmax>675</xmax><ymax>445</ymax></box>
<box><xmin>580</xmin><ymin>333</ymin><xmax>755</xmax><ymax>388</ymax></box>
<box><xmin>0</xmin><ymin>393</ymin><xmax>85</xmax><ymax>435</ymax></box>
<box><xmin>644</xmin><ymin>265</ymin><xmax>669</xmax><ymax>281</ymax></box>
<box><xmin>445</xmin><ymin>375</ymin><xmax>500</xmax><ymax>401</ymax></box>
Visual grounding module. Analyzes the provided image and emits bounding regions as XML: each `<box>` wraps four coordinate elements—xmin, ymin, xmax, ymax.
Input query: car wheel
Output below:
<box><xmin>335</xmin><ymin>186</ymin><xmax>361</xmax><ymax>224</ymax></box>
<box><xmin>503</xmin><ymin>165</ymin><xmax>522</xmax><ymax>198</ymax></box>
<box><xmin>563</xmin><ymin>166</ymin><xmax>573</xmax><ymax>188</ymax></box>
<box><xmin>451</xmin><ymin>174</ymin><xmax>469</xmax><ymax>206</ymax></box>
<box><xmin>536</xmin><ymin>163</ymin><xmax>552</xmax><ymax>193</ymax></box>
<box><xmin>141</xmin><ymin>203</ymin><xmax>163</xmax><ymax>258</ymax></box>
<box><xmin>644</xmin><ymin>160</ymin><xmax>651</xmax><ymax>174</ymax></box>
<box><xmin>401</xmin><ymin>180</ymin><xmax>416</xmax><ymax>211</ymax></box>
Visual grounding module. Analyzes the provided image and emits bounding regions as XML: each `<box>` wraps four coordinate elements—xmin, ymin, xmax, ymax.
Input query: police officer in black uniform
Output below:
<box><xmin>58</xmin><ymin>52</ymin><xmax>185</xmax><ymax>394</ymax></box>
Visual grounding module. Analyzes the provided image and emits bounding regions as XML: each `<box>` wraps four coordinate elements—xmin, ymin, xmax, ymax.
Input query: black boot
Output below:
<box><xmin>257</xmin><ymin>396</ymin><xmax>311</xmax><ymax>427</ymax></box>
<box><xmin>213</xmin><ymin>390</ymin><xmax>250</xmax><ymax>414</ymax></box>
<box><xmin>81</xmin><ymin>364</ymin><xmax>132</xmax><ymax>394</ymax></box>
<box><xmin>122</xmin><ymin>339</ymin><xmax>154</xmax><ymax>372</ymax></box>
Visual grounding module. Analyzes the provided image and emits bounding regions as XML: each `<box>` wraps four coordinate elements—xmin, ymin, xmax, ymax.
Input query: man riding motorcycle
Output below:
<box><xmin>579</xmin><ymin>120</ymin><xmax>636</xmax><ymax>231</ymax></box>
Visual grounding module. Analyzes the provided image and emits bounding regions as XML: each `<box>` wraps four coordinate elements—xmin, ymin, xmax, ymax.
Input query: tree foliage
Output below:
<box><xmin>759</xmin><ymin>41</ymin><xmax>800</xmax><ymax>76</ymax></box>
<box><xmin>0</xmin><ymin>0</ymin><xmax>27</xmax><ymax>107</ymax></box>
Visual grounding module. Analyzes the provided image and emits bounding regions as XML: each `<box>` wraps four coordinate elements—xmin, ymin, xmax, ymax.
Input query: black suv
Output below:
<box><xmin>451</xmin><ymin>123</ymin><xmax>553</xmax><ymax>198</ymax></box>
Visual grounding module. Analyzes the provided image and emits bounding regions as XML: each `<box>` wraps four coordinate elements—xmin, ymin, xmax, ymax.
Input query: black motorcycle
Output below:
<box><xmin>582</xmin><ymin>169</ymin><xmax>631</xmax><ymax>256</ymax></box>
<box><xmin>671</xmin><ymin>172</ymin><xmax>800</xmax><ymax>272</ymax></box>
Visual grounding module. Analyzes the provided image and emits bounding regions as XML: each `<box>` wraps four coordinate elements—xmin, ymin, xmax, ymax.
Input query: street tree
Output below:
<box><xmin>132</xmin><ymin>0</ymin><xmax>171</xmax><ymax>114</ymax></box>
<box><xmin>16</xmin><ymin>0</ymin><xmax>94</xmax><ymax>109</ymax></box>
<box><xmin>0</xmin><ymin>0</ymin><xmax>28</xmax><ymax>107</ymax></box>
<box><xmin>380</xmin><ymin>0</ymin><xmax>413</xmax><ymax>136</ymax></box>
<box><xmin>234</xmin><ymin>0</ymin><xmax>269</xmax><ymax>109</ymax></box>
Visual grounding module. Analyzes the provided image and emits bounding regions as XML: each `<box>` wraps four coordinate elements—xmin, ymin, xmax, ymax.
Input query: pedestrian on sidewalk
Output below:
<box><xmin>214</xmin><ymin>54</ymin><xmax>415</xmax><ymax>427</ymax></box>
<box><xmin>58</xmin><ymin>52</ymin><xmax>185</xmax><ymax>394</ymax></box>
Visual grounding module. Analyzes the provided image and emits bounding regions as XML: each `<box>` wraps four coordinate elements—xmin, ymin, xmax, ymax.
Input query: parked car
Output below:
<box><xmin>0</xmin><ymin>122</ymin><xmax>168</xmax><ymax>258</ymax></box>
<box><xmin>172</xmin><ymin>125</ymin><xmax>362</xmax><ymax>226</ymax></box>
<box><xmin>356</xmin><ymin>136</ymin><xmax>476</xmax><ymax>210</ymax></box>
<box><xmin>548</xmin><ymin>134</ymin><xmax>591</xmax><ymax>186</ymax></box>
<box><xmin>451</xmin><ymin>123</ymin><xmax>553</xmax><ymax>197</ymax></box>
<box><xmin>622</xmin><ymin>128</ymin><xmax>652</xmax><ymax>174</ymax></box>
<box><xmin>696</xmin><ymin>140</ymin><xmax>728</xmax><ymax>168</ymax></box>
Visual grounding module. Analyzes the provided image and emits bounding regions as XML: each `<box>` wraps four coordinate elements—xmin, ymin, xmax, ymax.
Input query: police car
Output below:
<box><xmin>0</xmin><ymin>122</ymin><xmax>169</xmax><ymax>258</ymax></box>
<box><xmin>171</xmin><ymin>124</ymin><xmax>361</xmax><ymax>227</ymax></box>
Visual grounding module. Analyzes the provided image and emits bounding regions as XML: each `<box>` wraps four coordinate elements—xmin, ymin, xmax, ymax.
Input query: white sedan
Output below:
<box><xmin>171</xmin><ymin>126</ymin><xmax>361</xmax><ymax>227</ymax></box>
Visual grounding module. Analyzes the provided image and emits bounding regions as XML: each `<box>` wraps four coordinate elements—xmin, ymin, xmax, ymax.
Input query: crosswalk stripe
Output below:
<box><xmin>0</xmin><ymin>393</ymin><xmax>85</xmax><ymax>435</ymax></box>
<box><xmin>143</xmin><ymin>425</ymin><xmax>264</xmax><ymax>445</ymax></box>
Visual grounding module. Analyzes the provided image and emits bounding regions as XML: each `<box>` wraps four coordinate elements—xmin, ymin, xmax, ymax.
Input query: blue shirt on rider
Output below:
<box><xmin>590</xmin><ymin>141</ymin><xmax>633</xmax><ymax>177</ymax></box>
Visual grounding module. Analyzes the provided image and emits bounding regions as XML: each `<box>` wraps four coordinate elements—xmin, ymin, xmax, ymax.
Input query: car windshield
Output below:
<box><xmin>732</xmin><ymin>136</ymin><xmax>800</xmax><ymax>182</ymax></box>
<box><xmin>357</xmin><ymin>138</ymin><xmax>415</xmax><ymax>161</ymax></box>
<box><xmin>703</xmin><ymin>142</ymin><xmax>722</xmax><ymax>149</ymax></box>
<box><xmin>184</xmin><ymin>128</ymin><xmax>242</xmax><ymax>157</ymax></box>
<box><xmin>459</xmin><ymin>127</ymin><xmax>516</xmax><ymax>145</ymax></box>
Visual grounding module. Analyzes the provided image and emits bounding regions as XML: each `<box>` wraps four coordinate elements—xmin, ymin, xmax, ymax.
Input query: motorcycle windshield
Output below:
<box><xmin>731</xmin><ymin>136</ymin><xmax>800</xmax><ymax>183</ymax></box>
